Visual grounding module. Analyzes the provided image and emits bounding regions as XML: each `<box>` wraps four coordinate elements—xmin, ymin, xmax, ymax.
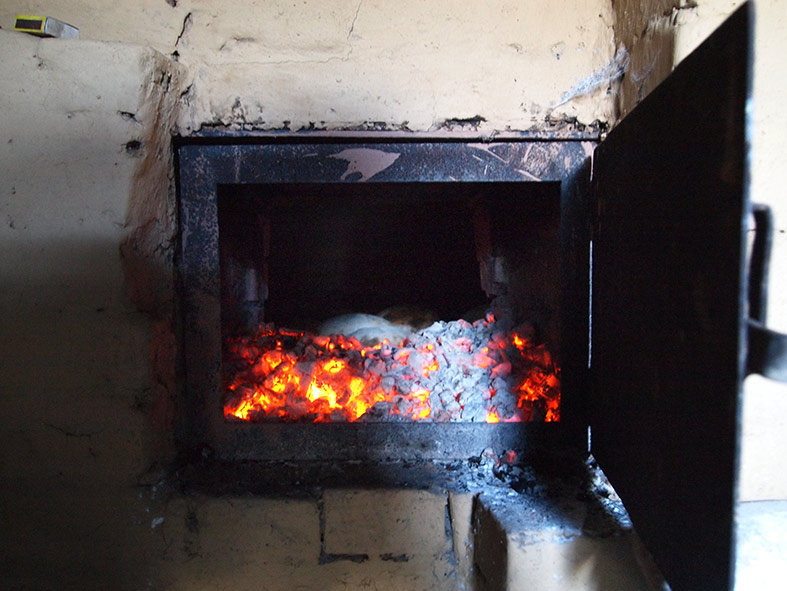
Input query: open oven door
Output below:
<box><xmin>590</xmin><ymin>4</ymin><xmax>752</xmax><ymax>591</ymax></box>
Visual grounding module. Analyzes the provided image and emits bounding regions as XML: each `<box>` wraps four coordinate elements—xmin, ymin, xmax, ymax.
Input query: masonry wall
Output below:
<box><xmin>0</xmin><ymin>31</ymin><xmax>182</xmax><ymax>589</ymax></box>
<box><xmin>0</xmin><ymin>4</ymin><xmax>619</xmax><ymax>589</ymax></box>
<box><xmin>0</xmin><ymin>1</ymin><xmax>785</xmax><ymax>589</ymax></box>
<box><xmin>0</xmin><ymin>0</ymin><xmax>623</xmax><ymax>134</ymax></box>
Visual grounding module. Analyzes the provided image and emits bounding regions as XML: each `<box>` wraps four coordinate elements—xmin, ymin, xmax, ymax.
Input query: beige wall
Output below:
<box><xmin>0</xmin><ymin>30</ymin><xmax>181</xmax><ymax>589</ymax></box>
<box><xmin>2</xmin><ymin>0</ymin><xmax>620</xmax><ymax>133</ymax></box>
<box><xmin>0</xmin><ymin>4</ymin><xmax>620</xmax><ymax>589</ymax></box>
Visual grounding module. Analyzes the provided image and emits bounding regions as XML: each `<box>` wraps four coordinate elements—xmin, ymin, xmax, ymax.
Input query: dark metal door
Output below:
<box><xmin>590</xmin><ymin>5</ymin><xmax>751</xmax><ymax>591</ymax></box>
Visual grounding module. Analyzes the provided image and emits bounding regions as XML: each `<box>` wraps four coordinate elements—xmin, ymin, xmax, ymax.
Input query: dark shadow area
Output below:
<box><xmin>471</xmin><ymin>495</ymin><xmax>508</xmax><ymax>591</ymax></box>
<box><xmin>218</xmin><ymin>181</ymin><xmax>560</xmax><ymax>336</ymax></box>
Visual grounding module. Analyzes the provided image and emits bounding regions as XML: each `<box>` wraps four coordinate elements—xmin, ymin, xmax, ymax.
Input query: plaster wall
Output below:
<box><xmin>0</xmin><ymin>6</ymin><xmax>624</xmax><ymax>588</ymax></box>
<box><xmin>0</xmin><ymin>30</ymin><xmax>183</xmax><ymax>589</ymax></box>
<box><xmin>1</xmin><ymin>0</ymin><xmax>620</xmax><ymax>134</ymax></box>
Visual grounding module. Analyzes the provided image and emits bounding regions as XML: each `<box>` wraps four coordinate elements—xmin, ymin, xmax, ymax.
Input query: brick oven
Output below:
<box><xmin>170</xmin><ymin>5</ymin><xmax>786</xmax><ymax>591</ymax></box>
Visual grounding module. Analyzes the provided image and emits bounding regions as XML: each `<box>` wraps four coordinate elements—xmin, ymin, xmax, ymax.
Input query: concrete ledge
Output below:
<box><xmin>473</xmin><ymin>492</ymin><xmax>655</xmax><ymax>591</ymax></box>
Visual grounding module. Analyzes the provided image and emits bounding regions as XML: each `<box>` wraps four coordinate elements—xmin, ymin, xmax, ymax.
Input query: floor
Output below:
<box><xmin>735</xmin><ymin>501</ymin><xmax>787</xmax><ymax>590</ymax></box>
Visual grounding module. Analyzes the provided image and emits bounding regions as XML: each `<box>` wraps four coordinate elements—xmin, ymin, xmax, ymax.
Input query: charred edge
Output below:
<box><xmin>179</xmin><ymin>84</ymin><xmax>193</xmax><ymax>104</ymax></box>
<box><xmin>445</xmin><ymin>497</ymin><xmax>455</xmax><ymax>543</ymax></box>
<box><xmin>320</xmin><ymin>553</ymin><xmax>370</xmax><ymax>564</ymax></box>
<box><xmin>158</xmin><ymin>71</ymin><xmax>173</xmax><ymax>91</ymax></box>
<box><xmin>299</xmin><ymin>121</ymin><xmax>325</xmax><ymax>132</ymax></box>
<box><xmin>380</xmin><ymin>553</ymin><xmax>409</xmax><ymax>562</ymax></box>
<box><xmin>664</xmin><ymin>1</ymin><xmax>698</xmax><ymax>18</ymax></box>
<box><xmin>442</xmin><ymin>495</ymin><xmax>459</xmax><ymax>566</ymax></box>
<box><xmin>118</xmin><ymin>111</ymin><xmax>138</xmax><ymax>123</ymax></box>
<box><xmin>441</xmin><ymin>116</ymin><xmax>487</xmax><ymax>130</ymax></box>
<box><xmin>352</xmin><ymin>121</ymin><xmax>404</xmax><ymax>132</ymax></box>
<box><xmin>125</xmin><ymin>140</ymin><xmax>144</xmax><ymax>156</ymax></box>
<box><xmin>470</xmin><ymin>494</ymin><xmax>488</xmax><ymax>587</ymax></box>
<box><xmin>317</xmin><ymin>494</ymin><xmax>327</xmax><ymax>556</ymax></box>
<box><xmin>193</xmin><ymin>120</ymin><xmax>413</xmax><ymax>135</ymax></box>
<box><xmin>316</xmin><ymin>493</ymin><xmax>369</xmax><ymax>564</ymax></box>
<box><xmin>317</xmin><ymin>497</ymin><xmax>369</xmax><ymax>563</ymax></box>
<box><xmin>317</xmin><ymin>494</ymin><xmax>333</xmax><ymax>564</ymax></box>
<box><xmin>543</xmin><ymin>115</ymin><xmax>608</xmax><ymax>135</ymax></box>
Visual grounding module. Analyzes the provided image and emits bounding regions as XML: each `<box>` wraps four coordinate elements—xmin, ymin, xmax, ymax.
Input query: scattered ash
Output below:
<box><xmin>170</xmin><ymin>450</ymin><xmax>635</xmax><ymax>546</ymax></box>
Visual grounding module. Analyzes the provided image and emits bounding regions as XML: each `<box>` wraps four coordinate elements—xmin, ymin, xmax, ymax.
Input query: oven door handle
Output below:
<box><xmin>746</xmin><ymin>204</ymin><xmax>787</xmax><ymax>381</ymax></box>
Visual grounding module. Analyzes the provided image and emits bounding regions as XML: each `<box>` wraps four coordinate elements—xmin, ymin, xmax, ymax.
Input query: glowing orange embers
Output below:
<box><xmin>223</xmin><ymin>315</ymin><xmax>560</xmax><ymax>423</ymax></box>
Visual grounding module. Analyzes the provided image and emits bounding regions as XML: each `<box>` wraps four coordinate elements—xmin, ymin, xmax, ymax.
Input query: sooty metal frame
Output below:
<box><xmin>175</xmin><ymin>139</ymin><xmax>594</xmax><ymax>462</ymax></box>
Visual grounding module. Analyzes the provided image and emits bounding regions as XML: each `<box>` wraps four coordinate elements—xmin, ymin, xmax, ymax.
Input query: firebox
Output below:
<box><xmin>219</xmin><ymin>180</ymin><xmax>564</xmax><ymax>425</ymax></box>
<box><xmin>176</xmin><ymin>139</ymin><xmax>591</xmax><ymax>461</ymax></box>
<box><xmin>175</xmin><ymin>6</ymin><xmax>785</xmax><ymax>591</ymax></box>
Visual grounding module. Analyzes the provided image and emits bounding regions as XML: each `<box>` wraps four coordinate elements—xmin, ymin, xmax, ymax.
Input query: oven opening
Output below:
<box><xmin>217</xmin><ymin>182</ymin><xmax>562</xmax><ymax>424</ymax></box>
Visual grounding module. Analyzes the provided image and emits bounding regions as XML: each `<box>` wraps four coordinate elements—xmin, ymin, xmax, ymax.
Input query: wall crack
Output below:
<box><xmin>44</xmin><ymin>422</ymin><xmax>99</xmax><ymax>439</ymax></box>
<box><xmin>172</xmin><ymin>12</ymin><xmax>192</xmax><ymax>59</ymax></box>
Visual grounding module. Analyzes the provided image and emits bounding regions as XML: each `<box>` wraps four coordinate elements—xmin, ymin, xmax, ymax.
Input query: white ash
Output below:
<box><xmin>318</xmin><ymin>313</ymin><xmax>413</xmax><ymax>346</ymax></box>
<box><xmin>330</xmin><ymin>314</ymin><xmax>543</xmax><ymax>422</ymax></box>
<box><xmin>361</xmin><ymin>317</ymin><xmax>521</xmax><ymax>422</ymax></box>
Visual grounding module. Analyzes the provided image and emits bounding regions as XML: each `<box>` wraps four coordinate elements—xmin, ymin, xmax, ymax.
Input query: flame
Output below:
<box><xmin>422</xmin><ymin>357</ymin><xmax>440</xmax><ymax>377</ymax></box>
<box><xmin>223</xmin><ymin>317</ymin><xmax>560</xmax><ymax>423</ymax></box>
<box><xmin>409</xmin><ymin>389</ymin><xmax>432</xmax><ymax>420</ymax></box>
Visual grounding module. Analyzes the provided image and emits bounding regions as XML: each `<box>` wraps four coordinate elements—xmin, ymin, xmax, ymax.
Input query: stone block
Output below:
<box><xmin>323</xmin><ymin>489</ymin><xmax>449</xmax><ymax>558</ymax></box>
<box><xmin>157</xmin><ymin>496</ymin><xmax>321</xmax><ymax>589</ymax></box>
<box><xmin>507</xmin><ymin>534</ymin><xmax>653</xmax><ymax>591</ymax></box>
<box><xmin>165</xmin><ymin>496</ymin><xmax>320</xmax><ymax>564</ymax></box>
<box><xmin>473</xmin><ymin>493</ymin><xmax>653</xmax><ymax>591</ymax></box>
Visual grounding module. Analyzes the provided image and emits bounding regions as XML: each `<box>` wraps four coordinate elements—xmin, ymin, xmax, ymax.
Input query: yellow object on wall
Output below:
<box><xmin>13</xmin><ymin>14</ymin><xmax>79</xmax><ymax>38</ymax></box>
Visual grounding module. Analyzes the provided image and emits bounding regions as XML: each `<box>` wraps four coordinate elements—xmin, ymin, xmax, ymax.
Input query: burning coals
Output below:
<box><xmin>223</xmin><ymin>314</ymin><xmax>560</xmax><ymax>423</ymax></box>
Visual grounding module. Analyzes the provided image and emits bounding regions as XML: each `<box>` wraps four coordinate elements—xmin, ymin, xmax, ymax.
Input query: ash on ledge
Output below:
<box><xmin>223</xmin><ymin>310</ymin><xmax>560</xmax><ymax>424</ymax></box>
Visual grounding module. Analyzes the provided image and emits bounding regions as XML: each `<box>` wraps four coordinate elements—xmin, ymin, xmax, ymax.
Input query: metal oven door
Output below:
<box><xmin>590</xmin><ymin>5</ymin><xmax>756</xmax><ymax>591</ymax></box>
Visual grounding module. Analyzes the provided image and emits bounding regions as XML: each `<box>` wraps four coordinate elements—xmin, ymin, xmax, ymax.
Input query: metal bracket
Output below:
<box><xmin>747</xmin><ymin>320</ymin><xmax>787</xmax><ymax>382</ymax></box>
<box><xmin>746</xmin><ymin>204</ymin><xmax>787</xmax><ymax>381</ymax></box>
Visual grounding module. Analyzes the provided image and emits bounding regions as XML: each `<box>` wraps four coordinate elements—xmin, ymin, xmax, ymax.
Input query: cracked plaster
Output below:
<box><xmin>0</xmin><ymin>0</ymin><xmax>620</xmax><ymax>134</ymax></box>
<box><xmin>172</xmin><ymin>0</ymin><xmax>619</xmax><ymax>133</ymax></box>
